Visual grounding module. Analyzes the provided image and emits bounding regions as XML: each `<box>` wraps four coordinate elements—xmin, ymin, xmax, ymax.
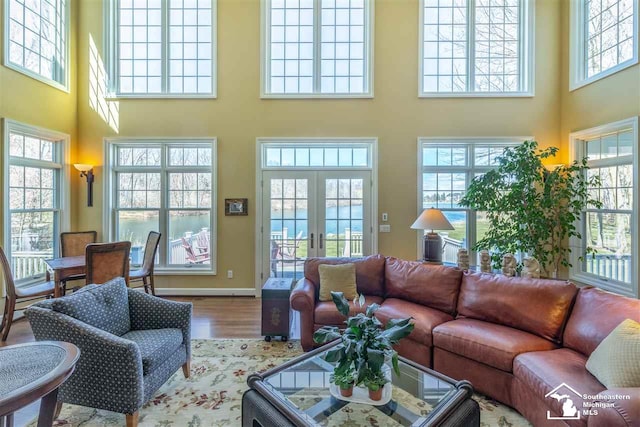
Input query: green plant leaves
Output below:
<box><xmin>331</xmin><ymin>291</ymin><xmax>350</xmax><ymax>317</ymax></box>
<box><xmin>313</xmin><ymin>326</ymin><xmax>341</xmax><ymax>344</ymax></box>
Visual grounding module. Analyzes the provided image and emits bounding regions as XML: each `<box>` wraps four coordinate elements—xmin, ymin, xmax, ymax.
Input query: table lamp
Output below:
<box><xmin>411</xmin><ymin>208</ymin><xmax>454</xmax><ymax>264</ymax></box>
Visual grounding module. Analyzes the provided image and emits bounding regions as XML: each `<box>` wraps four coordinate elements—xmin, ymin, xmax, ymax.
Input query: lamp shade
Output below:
<box><xmin>74</xmin><ymin>164</ymin><xmax>93</xmax><ymax>172</ymax></box>
<box><xmin>411</xmin><ymin>208</ymin><xmax>455</xmax><ymax>231</ymax></box>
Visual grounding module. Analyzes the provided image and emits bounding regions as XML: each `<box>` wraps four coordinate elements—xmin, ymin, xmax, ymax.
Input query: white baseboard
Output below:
<box><xmin>154</xmin><ymin>288</ymin><xmax>258</xmax><ymax>297</ymax></box>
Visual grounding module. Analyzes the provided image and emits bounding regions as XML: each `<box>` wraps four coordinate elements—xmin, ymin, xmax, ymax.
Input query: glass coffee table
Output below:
<box><xmin>243</xmin><ymin>342</ymin><xmax>479</xmax><ymax>427</ymax></box>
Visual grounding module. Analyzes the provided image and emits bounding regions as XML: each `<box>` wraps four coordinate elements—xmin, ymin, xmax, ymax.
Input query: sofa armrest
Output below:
<box><xmin>290</xmin><ymin>278</ymin><xmax>316</xmax><ymax>352</ymax></box>
<box><xmin>587</xmin><ymin>388</ymin><xmax>640</xmax><ymax>427</ymax></box>
<box><xmin>128</xmin><ymin>290</ymin><xmax>192</xmax><ymax>358</ymax></box>
<box><xmin>25</xmin><ymin>306</ymin><xmax>144</xmax><ymax>414</ymax></box>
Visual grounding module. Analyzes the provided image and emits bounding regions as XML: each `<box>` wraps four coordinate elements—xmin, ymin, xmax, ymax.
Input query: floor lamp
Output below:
<box><xmin>411</xmin><ymin>208</ymin><xmax>454</xmax><ymax>264</ymax></box>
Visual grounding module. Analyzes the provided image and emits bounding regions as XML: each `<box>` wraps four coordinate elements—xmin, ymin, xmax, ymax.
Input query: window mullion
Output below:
<box><xmin>313</xmin><ymin>0</ymin><xmax>322</xmax><ymax>93</ymax></box>
<box><xmin>162</xmin><ymin>0</ymin><xmax>169</xmax><ymax>93</ymax></box>
<box><xmin>467</xmin><ymin>0</ymin><xmax>476</xmax><ymax>92</ymax></box>
<box><xmin>160</xmin><ymin>147</ymin><xmax>169</xmax><ymax>267</ymax></box>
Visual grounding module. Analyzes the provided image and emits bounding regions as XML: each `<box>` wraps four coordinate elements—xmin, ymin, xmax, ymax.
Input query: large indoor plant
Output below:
<box><xmin>313</xmin><ymin>292</ymin><xmax>414</xmax><ymax>401</ymax></box>
<box><xmin>459</xmin><ymin>140</ymin><xmax>601</xmax><ymax>277</ymax></box>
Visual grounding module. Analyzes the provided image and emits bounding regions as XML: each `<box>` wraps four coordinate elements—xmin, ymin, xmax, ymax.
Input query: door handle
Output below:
<box><xmin>310</xmin><ymin>233</ymin><xmax>314</xmax><ymax>249</ymax></box>
<box><xmin>319</xmin><ymin>233</ymin><xmax>324</xmax><ymax>249</ymax></box>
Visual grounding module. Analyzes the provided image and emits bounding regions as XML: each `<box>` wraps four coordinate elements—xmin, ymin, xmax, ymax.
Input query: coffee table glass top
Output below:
<box><xmin>262</xmin><ymin>349</ymin><xmax>457</xmax><ymax>426</ymax></box>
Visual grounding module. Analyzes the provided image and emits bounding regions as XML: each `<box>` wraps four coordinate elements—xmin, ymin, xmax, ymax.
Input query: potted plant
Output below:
<box><xmin>313</xmin><ymin>292</ymin><xmax>414</xmax><ymax>400</ymax></box>
<box><xmin>459</xmin><ymin>140</ymin><xmax>601</xmax><ymax>277</ymax></box>
<box><xmin>331</xmin><ymin>367</ymin><xmax>356</xmax><ymax>397</ymax></box>
<box><xmin>363</xmin><ymin>368</ymin><xmax>389</xmax><ymax>401</ymax></box>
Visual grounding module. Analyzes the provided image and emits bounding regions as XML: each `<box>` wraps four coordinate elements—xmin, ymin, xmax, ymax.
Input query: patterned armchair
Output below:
<box><xmin>25</xmin><ymin>277</ymin><xmax>192</xmax><ymax>427</ymax></box>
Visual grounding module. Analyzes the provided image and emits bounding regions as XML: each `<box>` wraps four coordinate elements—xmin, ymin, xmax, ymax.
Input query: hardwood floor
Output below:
<box><xmin>2</xmin><ymin>296</ymin><xmax>299</xmax><ymax>427</ymax></box>
<box><xmin>1</xmin><ymin>296</ymin><xmax>298</xmax><ymax>347</ymax></box>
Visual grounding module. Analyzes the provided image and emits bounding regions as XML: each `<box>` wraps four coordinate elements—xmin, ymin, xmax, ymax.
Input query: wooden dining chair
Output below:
<box><xmin>0</xmin><ymin>246</ymin><xmax>56</xmax><ymax>341</ymax></box>
<box><xmin>129</xmin><ymin>232</ymin><xmax>161</xmax><ymax>295</ymax></box>
<box><xmin>85</xmin><ymin>242</ymin><xmax>131</xmax><ymax>285</ymax></box>
<box><xmin>61</xmin><ymin>231</ymin><xmax>98</xmax><ymax>257</ymax></box>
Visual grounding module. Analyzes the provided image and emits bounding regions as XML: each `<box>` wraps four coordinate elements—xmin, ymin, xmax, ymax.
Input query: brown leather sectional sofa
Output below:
<box><xmin>290</xmin><ymin>255</ymin><xmax>640</xmax><ymax>427</ymax></box>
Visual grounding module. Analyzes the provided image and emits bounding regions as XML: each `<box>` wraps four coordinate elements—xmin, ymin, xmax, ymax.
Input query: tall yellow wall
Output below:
<box><xmin>76</xmin><ymin>0</ymin><xmax>563</xmax><ymax>290</ymax></box>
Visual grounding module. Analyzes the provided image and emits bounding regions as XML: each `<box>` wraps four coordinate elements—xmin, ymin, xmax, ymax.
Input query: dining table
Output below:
<box><xmin>44</xmin><ymin>256</ymin><xmax>85</xmax><ymax>298</ymax></box>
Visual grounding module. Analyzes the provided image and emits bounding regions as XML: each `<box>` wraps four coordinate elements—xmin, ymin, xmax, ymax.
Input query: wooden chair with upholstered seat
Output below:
<box><xmin>128</xmin><ymin>232</ymin><xmax>161</xmax><ymax>295</ymax></box>
<box><xmin>59</xmin><ymin>231</ymin><xmax>98</xmax><ymax>292</ymax></box>
<box><xmin>0</xmin><ymin>246</ymin><xmax>56</xmax><ymax>341</ymax></box>
<box><xmin>85</xmin><ymin>241</ymin><xmax>131</xmax><ymax>285</ymax></box>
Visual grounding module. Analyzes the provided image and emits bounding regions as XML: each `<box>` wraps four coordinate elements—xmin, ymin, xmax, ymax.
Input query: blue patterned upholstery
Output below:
<box><xmin>51</xmin><ymin>278</ymin><xmax>131</xmax><ymax>336</ymax></box>
<box><xmin>122</xmin><ymin>329</ymin><xmax>183</xmax><ymax>375</ymax></box>
<box><xmin>25</xmin><ymin>277</ymin><xmax>192</xmax><ymax>417</ymax></box>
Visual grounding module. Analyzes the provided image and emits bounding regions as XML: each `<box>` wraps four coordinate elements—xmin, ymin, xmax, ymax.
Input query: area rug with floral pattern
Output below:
<box><xmin>36</xmin><ymin>339</ymin><xmax>531</xmax><ymax>427</ymax></box>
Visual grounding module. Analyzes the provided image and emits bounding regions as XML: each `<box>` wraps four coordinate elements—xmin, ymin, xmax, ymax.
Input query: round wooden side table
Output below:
<box><xmin>0</xmin><ymin>341</ymin><xmax>80</xmax><ymax>427</ymax></box>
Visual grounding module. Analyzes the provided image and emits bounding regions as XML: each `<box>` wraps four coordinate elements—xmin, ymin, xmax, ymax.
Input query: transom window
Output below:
<box><xmin>5</xmin><ymin>0</ymin><xmax>69</xmax><ymax>90</ymax></box>
<box><xmin>570</xmin><ymin>118</ymin><xmax>638</xmax><ymax>297</ymax></box>
<box><xmin>418</xmin><ymin>138</ymin><xmax>521</xmax><ymax>264</ymax></box>
<box><xmin>263</xmin><ymin>143</ymin><xmax>371</xmax><ymax>168</ymax></box>
<box><xmin>262</xmin><ymin>0</ymin><xmax>374</xmax><ymax>97</ymax></box>
<box><xmin>419</xmin><ymin>0</ymin><xmax>533</xmax><ymax>96</ymax></box>
<box><xmin>105</xmin><ymin>140</ymin><xmax>217</xmax><ymax>273</ymax></box>
<box><xmin>570</xmin><ymin>0</ymin><xmax>638</xmax><ymax>89</ymax></box>
<box><xmin>106</xmin><ymin>0</ymin><xmax>217</xmax><ymax>97</ymax></box>
<box><xmin>3</xmin><ymin>120</ymin><xmax>68</xmax><ymax>285</ymax></box>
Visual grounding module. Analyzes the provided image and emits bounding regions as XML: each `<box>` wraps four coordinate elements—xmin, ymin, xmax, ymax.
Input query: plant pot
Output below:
<box><xmin>339</xmin><ymin>385</ymin><xmax>354</xmax><ymax>397</ymax></box>
<box><xmin>368</xmin><ymin>387</ymin><xmax>383</xmax><ymax>401</ymax></box>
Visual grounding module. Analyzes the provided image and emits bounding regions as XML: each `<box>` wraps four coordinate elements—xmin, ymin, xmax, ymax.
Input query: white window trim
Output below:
<box><xmin>104</xmin><ymin>0</ymin><xmax>218</xmax><ymax>99</ymax></box>
<box><xmin>418</xmin><ymin>0</ymin><xmax>535</xmax><ymax>98</ymax></box>
<box><xmin>3</xmin><ymin>0</ymin><xmax>71</xmax><ymax>92</ymax></box>
<box><xmin>416</xmin><ymin>136</ymin><xmax>533</xmax><ymax>262</ymax></box>
<box><xmin>569</xmin><ymin>117</ymin><xmax>639</xmax><ymax>298</ymax></box>
<box><xmin>103</xmin><ymin>137</ymin><xmax>218</xmax><ymax>275</ymax></box>
<box><xmin>260</xmin><ymin>0</ymin><xmax>375</xmax><ymax>99</ymax></box>
<box><xmin>254</xmin><ymin>137</ymin><xmax>378</xmax><ymax>294</ymax></box>
<box><xmin>569</xmin><ymin>0</ymin><xmax>639</xmax><ymax>91</ymax></box>
<box><xmin>2</xmin><ymin>119</ymin><xmax>71</xmax><ymax>286</ymax></box>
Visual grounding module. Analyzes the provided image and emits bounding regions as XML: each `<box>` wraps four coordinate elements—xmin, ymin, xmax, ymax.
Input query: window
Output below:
<box><xmin>3</xmin><ymin>120</ymin><xmax>69</xmax><ymax>284</ymax></box>
<box><xmin>262</xmin><ymin>0</ymin><xmax>374</xmax><ymax>97</ymax></box>
<box><xmin>106</xmin><ymin>0</ymin><xmax>217</xmax><ymax>97</ymax></box>
<box><xmin>570</xmin><ymin>117</ymin><xmax>638</xmax><ymax>297</ymax></box>
<box><xmin>571</xmin><ymin>0</ymin><xmax>638</xmax><ymax>89</ymax></box>
<box><xmin>419</xmin><ymin>0</ymin><xmax>534</xmax><ymax>96</ymax></box>
<box><xmin>105</xmin><ymin>140</ymin><xmax>217</xmax><ymax>273</ymax></box>
<box><xmin>4</xmin><ymin>0</ymin><xmax>69</xmax><ymax>90</ymax></box>
<box><xmin>418</xmin><ymin>138</ymin><xmax>523</xmax><ymax>264</ymax></box>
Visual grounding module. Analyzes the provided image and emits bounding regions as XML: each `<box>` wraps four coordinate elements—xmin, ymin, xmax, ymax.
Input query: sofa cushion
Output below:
<box><xmin>586</xmin><ymin>319</ymin><xmax>640</xmax><ymax>388</ymax></box>
<box><xmin>304</xmin><ymin>255</ymin><xmax>386</xmax><ymax>297</ymax></box>
<box><xmin>318</xmin><ymin>263</ymin><xmax>357</xmax><ymax>301</ymax></box>
<box><xmin>375</xmin><ymin>298</ymin><xmax>453</xmax><ymax>346</ymax></box>
<box><xmin>384</xmin><ymin>257</ymin><xmax>462</xmax><ymax>315</ymax></box>
<box><xmin>122</xmin><ymin>328</ymin><xmax>183</xmax><ymax>375</ymax></box>
<box><xmin>514</xmin><ymin>348</ymin><xmax>606</xmax><ymax>421</ymax></box>
<box><xmin>314</xmin><ymin>295</ymin><xmax>384</xmax><ymax>325</ymax></box>
<box><xmin>51</xmin><ymin>277</ymin><xmax>130</xmax><ymax>336</ymax></box>
<box><xmin>433</xmin><ymin>318</ymin><xmax>557</xmax><ymax>372</ymax></box>
<box><xmin>564</xmin><ymin>286</ymin><xmax>640</xmax><ymax>356</ymax></box>
<box><xmin>456</xmin><ymin>272</ymin><xmax>578</xmax><ymax>344</ymax></box>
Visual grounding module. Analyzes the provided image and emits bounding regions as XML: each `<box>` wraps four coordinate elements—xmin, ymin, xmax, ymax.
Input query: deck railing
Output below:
<box><xmin>12</xmin><ymin>251</ymin><xmax>52</xmax><ymax>281</ymax></box>
<box><xmin>584</xmin><ymin>254</ymin><xmax>632</xmax><ymax>283</ymax></box>
<box><xmin>342</xmin><ymin>228</ymin><xmax>363</xmax><ymax>257</ymax></box>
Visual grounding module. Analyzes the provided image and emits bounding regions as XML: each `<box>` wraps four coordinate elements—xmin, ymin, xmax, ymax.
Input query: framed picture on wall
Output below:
<box><xmin>225</xmin><ymin>198</ymin><xmax>248</xmax><ymax>216</ymax></box>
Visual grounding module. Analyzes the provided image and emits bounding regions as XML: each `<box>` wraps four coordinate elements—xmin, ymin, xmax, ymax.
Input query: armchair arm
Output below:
<box><xmin>128</xmin><ymin>290</ymin><xmax>192</xmax><ymax>358</ymax></box>
<box><xmin>290</xmin><ymin>278</ymin><xmax>317</xmax><ymax>352</ymax></box>
<box><xmin>25</xmin><ymin>306</ymin><xmax>144</xmax><ymax>414</ymax></box>
<box><xmin>587</xmin><ymin>388</ymin><xmax>640</xmax><ymax>427</ymax></box>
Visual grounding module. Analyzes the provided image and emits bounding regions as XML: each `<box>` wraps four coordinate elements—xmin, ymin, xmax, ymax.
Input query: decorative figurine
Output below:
<box><xmin>502</xmin><ymin>253</ymin><xmax>517</xmax><ymax>277</ymax></box>
<box><xmin>480</xmin><ymin>250</ymin><xmax>492</xmax><ymax>273</ymax></box>
<box><xmin>522</xmin><ymin>257</ymin><xmax>541</xmax><ymax>279</ymax></box>
<box><xmin>457</xmin><ymin>248</ymin><xmax>470</xmax><ymax>270</ymax></box>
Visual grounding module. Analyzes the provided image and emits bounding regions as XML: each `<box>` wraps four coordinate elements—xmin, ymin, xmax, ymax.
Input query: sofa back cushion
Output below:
<box><xmin>563</xmin><ymin>286</ymin><xmax>640</xmax><ymax>356</ymax></box>
<box><xmin>51</xmin><ymin>277</ymin><xmax>130</xmax><ymax>336</ymax></box>
<box><xmin>457</xmin><ymin>272</ymin><xmax>578</xmax><ymax>344</ymax></box>
<box><xmin>304</xmin><ymin>254</ymin><xmax>386</xmax><ymax>298</ymax></box>
<box><xmin>384</xmin><ymin>258</ymin><xmax>462</xmax><ymax>315</ymax></box>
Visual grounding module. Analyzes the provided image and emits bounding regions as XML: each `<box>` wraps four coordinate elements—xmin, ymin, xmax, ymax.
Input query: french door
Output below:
<box><xmin>261</xmin><ymin>170</ymin><xmax>372</xmax><ymax>281</ymax></box>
